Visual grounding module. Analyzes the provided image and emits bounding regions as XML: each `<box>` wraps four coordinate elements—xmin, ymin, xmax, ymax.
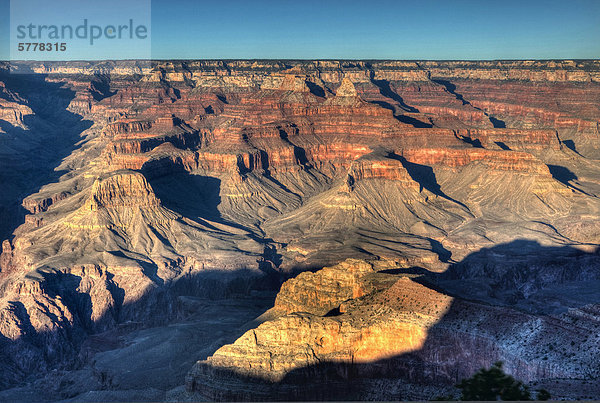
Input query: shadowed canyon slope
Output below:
<box><xmin>0</xmin><ymin>60</ymin><xmax>600</xmax><ymax>400</ymax></box>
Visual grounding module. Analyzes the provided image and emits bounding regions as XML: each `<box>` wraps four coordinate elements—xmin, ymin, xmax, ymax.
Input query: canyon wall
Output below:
<box><xmin>0</xmin><ymin>60</ymin><xmax>599</xmax><ymax>399</ymax></box>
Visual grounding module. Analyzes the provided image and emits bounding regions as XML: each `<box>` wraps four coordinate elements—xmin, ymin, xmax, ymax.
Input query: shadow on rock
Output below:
<box><xmin>0</xmin><ymin>265</ymin><xmax>281</xmax><ymax>399</ymax></box>
<box><xmin>187</xmin><ymin>240</ymin><xmax>600</xmax><ymax>401</ymax></box>
<box><xmin>0</xmin><ymin>71</ymin><xmax>93</xmax><ymax>241</ymax></box>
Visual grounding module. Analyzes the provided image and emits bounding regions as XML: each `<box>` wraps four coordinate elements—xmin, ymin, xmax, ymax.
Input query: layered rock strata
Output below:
<box><xmin>0</xmin><ymin>60</ymin><xmax>600</xmax><ymax>396</ymax></box>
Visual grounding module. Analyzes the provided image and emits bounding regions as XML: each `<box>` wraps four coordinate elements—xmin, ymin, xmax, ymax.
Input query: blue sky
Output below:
<box><xmin>1</xmin><ymin>0</ymin><xmax>599</xmax><ymax>60</ymax></box>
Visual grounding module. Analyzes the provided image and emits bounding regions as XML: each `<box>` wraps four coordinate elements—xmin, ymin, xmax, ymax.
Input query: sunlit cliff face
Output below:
<box><xmin>197</xmin><ymin>261</ymin><xmax>455</xmax><ymax>380</ymax></box>
<box><xmin>188</xmin><ymin>256</ymin><xmax>600</xmax><ymax>401</ymax></box>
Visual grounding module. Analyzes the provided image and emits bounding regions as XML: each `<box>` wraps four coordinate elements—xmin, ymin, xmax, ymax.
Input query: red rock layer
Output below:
<box><xmin>401</xmin><ymin>148</ymin><xmax>552</xmax><ymax>174</ymax></box>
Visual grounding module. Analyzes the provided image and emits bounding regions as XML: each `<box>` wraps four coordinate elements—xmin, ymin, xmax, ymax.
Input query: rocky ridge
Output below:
<box><xmin>187</xmin><ymin>258</ymin><xmax>600</xmax><ymax>401</ymax></box>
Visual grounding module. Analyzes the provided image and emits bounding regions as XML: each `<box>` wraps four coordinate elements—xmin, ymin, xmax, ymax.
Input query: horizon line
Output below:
<box><xmin>3</xmin><ymin>58</ymin><xmax>600</xmax><ymax>63</ymax></box>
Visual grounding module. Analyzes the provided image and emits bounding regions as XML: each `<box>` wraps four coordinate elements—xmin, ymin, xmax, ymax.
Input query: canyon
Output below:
<box><xmin>0</xmin><ymin>60</ymin><xmax>599</xmax><ymax>400</ymax></box>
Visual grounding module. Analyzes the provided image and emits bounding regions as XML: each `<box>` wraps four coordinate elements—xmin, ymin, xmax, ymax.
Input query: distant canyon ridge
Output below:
<box><xmin>0</xmin><ymin>60</ymin><xmax>599</xmax><ymax>400</ymax></box>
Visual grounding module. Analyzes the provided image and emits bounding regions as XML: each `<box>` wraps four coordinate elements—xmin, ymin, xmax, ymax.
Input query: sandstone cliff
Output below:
<box><xmin>187</xmin><ymin>257</ymin><xmax>600</xmax><ymax>400</ymax></box>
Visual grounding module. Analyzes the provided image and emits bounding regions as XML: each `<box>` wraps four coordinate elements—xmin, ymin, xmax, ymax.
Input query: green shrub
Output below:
<box><xmin>456</xmin><ymin>361</ymin><xmax>550</xmax><ymax>401</ymax></box>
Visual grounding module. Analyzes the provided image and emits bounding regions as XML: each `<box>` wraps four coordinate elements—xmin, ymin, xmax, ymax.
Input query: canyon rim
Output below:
<box><xmin>0</xmin><ymin>59</ymin><xmax>599</xmax><ymax>401</ymax></box>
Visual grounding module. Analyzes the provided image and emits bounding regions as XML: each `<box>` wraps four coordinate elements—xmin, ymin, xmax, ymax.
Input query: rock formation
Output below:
<box><xmin>187</xmin><ymin>258</ymin><xmax>600</xmax><ymax>400</ymax></box>
<box><xmin>0</xmin><ymin>60</ymin><xmax>599</xmax><ymax>399</ymax></box>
